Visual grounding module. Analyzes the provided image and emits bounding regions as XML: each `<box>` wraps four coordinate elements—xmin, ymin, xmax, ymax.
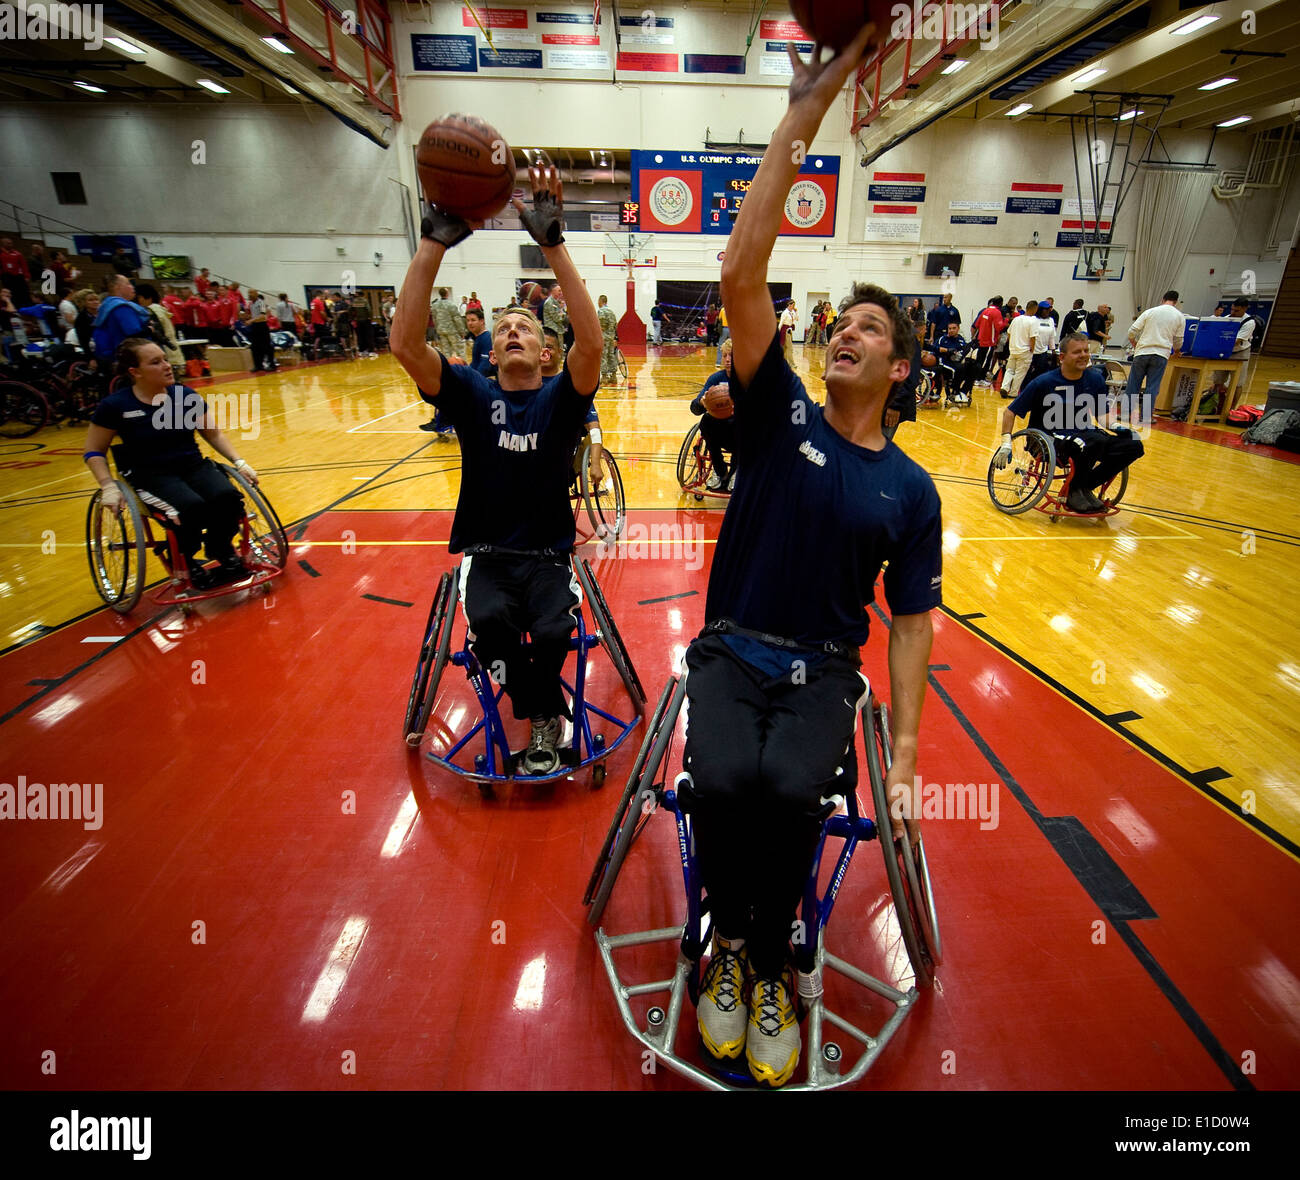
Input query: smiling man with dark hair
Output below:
<box><xmin>680</xmin><ymin>28</ymin><xmax>942</xmax><ymax>1087</ymax></box>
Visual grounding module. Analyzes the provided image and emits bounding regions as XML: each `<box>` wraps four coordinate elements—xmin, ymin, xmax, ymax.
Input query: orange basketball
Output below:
<box><xmin>416</xmin><ymin>114</ymin><xmax>516</xmax><ymax>222</ymax></box>
<box><xmin>790</xmin><ymin>0</ymin><xmax>892</xmax><ymax>51</ymax></box>
<box><xmin>922</xmin><ymin>352</ymin><xmax>937</xmax><ymax>368</ymax></box>
<box><xmin>518</xmin><ymin>282</ymin><xmax>543</xmax><ymax>307</ymax></box>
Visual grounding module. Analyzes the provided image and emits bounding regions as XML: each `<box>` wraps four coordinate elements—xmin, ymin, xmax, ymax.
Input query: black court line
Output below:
<box><xmin>957</xmin><ymin>611</ymin><xmax>986</xmax><ymax>621</ymax></box>
<box><xmin>0</xmin><ymin>608</ymin><xmax>172</xmax><ymax>728</ymax></box>
<box><xmin>297</xmin><ymin>559</ymin><xmax>320</xmax><ymax>578</ymax></box>
<box><xmin>637</xmin><ymin>590</ymin><xmax>699</xmax><ymax>605</ymax></box>
<box><xmin>1105</xmin><ymin>709</ymin><xmax>1143</xmax><ymax>724</ymax></box>
<box><xmin>926</xmin><ymin>667</ymin><xmax>1255</xmax><ymax>1093</ymax></box>
<box><xmin>943</xmin><ymin>605</ymin><xmax>1297</xmax><ymax>860</ymax></box>
<box><xmin>362</xmin><ymin>593</ymin><xmax>413</xmax><ymax>608</ymax></box>
<box><xmin>286</xmin><ymin>439</ymin><xmax>441</xmax><ymax>539</ymax></box>
<box><xmin>26</xmin><ymin>679</ymin><xmax>57</xmax><ymax>687</ymax></box>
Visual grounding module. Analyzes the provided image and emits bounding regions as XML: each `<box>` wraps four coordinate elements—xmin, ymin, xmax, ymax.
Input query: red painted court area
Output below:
<box><xmin>0</xmin><ymin>509</ymin><xmax>1296</xmax><ymax>1090</ymax></box>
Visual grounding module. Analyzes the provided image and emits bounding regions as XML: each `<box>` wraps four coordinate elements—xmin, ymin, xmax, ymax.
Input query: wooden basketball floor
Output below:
<box><xmin>1</xmin><ymin>344</ymin><xmax>1298</xmax><ymax>1091</ymax></box>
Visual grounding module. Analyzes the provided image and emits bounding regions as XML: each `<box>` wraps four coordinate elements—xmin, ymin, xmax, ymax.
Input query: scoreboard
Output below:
<box><xmin>629</xmin><ymin>150</ymin><xmax>839</xmax><ymax>237</ymax></box>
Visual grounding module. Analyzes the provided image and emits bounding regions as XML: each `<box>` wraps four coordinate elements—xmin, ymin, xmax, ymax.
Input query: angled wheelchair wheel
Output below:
<box><xmin>577</xmin><ymin>557</ymin><xmax>646</xmax><ymax>710</ymax></box>
<box><xmin>581</xmin><ymin>444</ymin><xmax>626</xmax><ymax>539</ymax></box>
<box><xmin>1098</xmin><ymin>465</ymin><xmax>1128</xmax><ymax>508</ymax></box>
<box><xmin>0</xmin><ymin>381</ymin><xmax>51</xmax><ymax>439</ymax></box>
<box><xmin>676</xmin><ymin>422</ymin><xmax>711</xmax><ymax>496</ymax></box>
<box><xmin>616</xmin><ymin>348</ymin><xmax>628</xmax><ymax>382</ymax></box>
<box><xmin>987</xmin><ymin>428</ymin><xmax>1054</xmax><ymax>516</ymax></box>
<box><xmin>863</xmin><ymin>699</ymin><xmax>939</xmax><ymax>987</ymax></box>
<box><xmin>586</xmin><ymin>676</ymin><xmax>683</xmax><ymax>925</ymax></box>
<box><xmin>222</xmin><ymin>465</ymin><xmax>288</xmax><ymax>570</ymax></box>
<box><xmin>915</xmin><ymin>372</ymin><xmax>934</xmax><ymax>405</ymax></box>
<box><xmin>85</xmin><ymin>481</ymin><xmax>147</xmax><ymax>613</ymax></box>
<box><xmin>404</xmin><ymin>570</ymin><xmax>457</xmax><ymax>746</ymax></box>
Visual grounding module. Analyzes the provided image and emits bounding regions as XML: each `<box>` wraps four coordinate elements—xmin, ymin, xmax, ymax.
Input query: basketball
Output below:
<box><xmin>416</xmin><ymin>114</ymin><xmax>516</xmax><ymax>221</ymax></box>
<box><xmin>518</xmin><ymin>281</ymin><xmax>543</xmax><ymax>307</ymax></box>
<box><xmin>790</xmin><ymin>0</ymin><xmax>892</xmax><ymax>51</ymax></box>
<box><xmin>922</xmin><ymin>352</ymin><xmax>937</xmax><ymax>368</ymax></box>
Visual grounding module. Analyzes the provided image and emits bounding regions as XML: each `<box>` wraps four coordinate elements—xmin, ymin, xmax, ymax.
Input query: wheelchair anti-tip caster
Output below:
<box><xmin>647</xmin><ymin>1007</ymin><xmax>665</xmax><ymax>1028</ymax></box>
<box><xmin>591</xmin><ymin>763</ymin><xmax>607</xmax><ymax>787</ymax></box>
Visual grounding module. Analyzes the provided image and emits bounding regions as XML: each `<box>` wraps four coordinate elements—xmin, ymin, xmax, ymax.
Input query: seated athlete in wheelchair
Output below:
<box><xmin>393</xmin><ymin>165</ymin><xmax>643</xmax><ymax>777</ymax></box>
<box><xmin>590</xmin><ymin>37</ymin><xmax>943</xmax><ymax>1090</ymax></box>
<box><xmin>678</xmin><ymin>339</ymin><xmax>736</xmax><ymax>498</ymax></box>
<box><xmin>990</xmin><ymin>332</ymin><xmax>1144</xmax><ymax>517</ymax></box>
<box><xmin>570</xmin><ymin>402</ymin><xmax>626</xmax><ymax>542</ymax></box>
<box><xmin>934</xmin><ymin>321</ymin><xmax>977</xmax><ymax>406</ymax></box>
<box><xmin>82</xmin><ymin>337</ymin><xmax>286</xmax><ymax>611</ymax></box>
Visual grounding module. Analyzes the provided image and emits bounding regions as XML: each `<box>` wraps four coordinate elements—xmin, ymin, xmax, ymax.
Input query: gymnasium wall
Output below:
<box><xmin>0</xmin><ymin>104</ymin><xmax>413</xmax><ymax>297</ymax></box>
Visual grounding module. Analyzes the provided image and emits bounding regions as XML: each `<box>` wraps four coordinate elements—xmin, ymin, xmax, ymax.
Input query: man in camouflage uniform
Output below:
<box><xmin>431</xmin><ymin>286</ymin><xmax>466</xmax><ymax>360</ymax></box>
<box><xmin>597</xmin><ymin>294</ymin><xmax>619</xmax><ymax>384</ymax></box>
<box><xmin>542</xmin><ymin>283</ymin><xmax>568</xmax><ymax>350</ymax></box>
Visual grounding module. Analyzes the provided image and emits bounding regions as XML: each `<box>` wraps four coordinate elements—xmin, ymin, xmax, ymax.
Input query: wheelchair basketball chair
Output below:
<box><xmin>584</xmin><ymin>673</ymin><xmax>942</xmax><ymax>1091</ymax></box>
<box><xmin>404</xmin><ymin>556</ymin><xmax>647</xmax><ymax>791</ymax></box>
<box><xmin>86</xmin><ymin>445</ymin><xmax>288</xmax><ymax>613</ymax></box>
<box><xmin>986</xmin><ymin>427</ymin><xmax>1129</xmax><ymax>521</ymax></box>
<box><xmin>676</xmin><ymin>423</ymin><xmax>732</xmax><ymax>501</ymax></box>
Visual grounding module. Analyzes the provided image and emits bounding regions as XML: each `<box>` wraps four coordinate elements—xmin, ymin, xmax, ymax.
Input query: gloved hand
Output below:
<box><xmin>99</xmin><ymin>483</ymin><xmax>123</xmax><ymax>515</ymax></box>
<box><xmin>513</xmin><ymin>165</ymin><xmax>565</xmax><ymax>247</ymax></box>
<box><xmin>993</xmin><ymin>434</ymin><xmax>1013</xmax><ymax>470</ymax></box>
<box><xmin>420</xmin><ymin>202</ymin><xmax>472</xmax><ymax>248</ymax></box>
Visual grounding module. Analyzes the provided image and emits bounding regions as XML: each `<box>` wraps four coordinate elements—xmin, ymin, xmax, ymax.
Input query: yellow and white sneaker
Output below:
<box><xmin>697</xmin><ymin>935</ymin><xmax>749</xmax><ymax>1061</ymax></box>
<box><xmin>746</xmin><ymin>965</ymin><xmax>800</xmax><ymax>1087</ymax></box>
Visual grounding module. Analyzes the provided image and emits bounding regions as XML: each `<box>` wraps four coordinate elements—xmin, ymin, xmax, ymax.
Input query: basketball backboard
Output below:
<box><xmin>1074</xmin><ymin>242</ymin><xmax>1127</xmax><ymax>281</ymax></box>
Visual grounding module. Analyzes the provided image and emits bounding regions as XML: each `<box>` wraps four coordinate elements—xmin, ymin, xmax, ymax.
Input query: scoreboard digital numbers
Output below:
<box><xmin>620</xmin><ymin>202</ymin><xmax>640</xmax><ymax>227</ymax></box>
<box><xmin>632</xmin><ymin>151</ymin><xmax>839</xmax><ymax>236</ymax></box>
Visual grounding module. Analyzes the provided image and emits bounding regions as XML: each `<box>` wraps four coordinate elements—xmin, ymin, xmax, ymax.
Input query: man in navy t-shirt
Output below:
<box><xmin>688</xmin><ymin>338</ymin><xmax>737</xmax><ymax>490</ymax></box>
<box><xmin>925</xmin><ymin>292</ymin><xmax>960</xmax><ymax>345</ymax></box>
<box><xmin>391</xmin><ymin>166</ymin><xmax>601</xmax><ymax>775</ymax></box>
<box><xmin>994</xmin><ymin>332</ymin><xmax>1144</xmax><ymax>513</ymax></box>
<box><xmin>684</xmin><ymin>28</ymin><xmax>942</xmax><ymax>1089</ymax></box>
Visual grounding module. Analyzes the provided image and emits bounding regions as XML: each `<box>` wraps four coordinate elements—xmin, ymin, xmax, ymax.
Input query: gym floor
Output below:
<box><xmin>1</xmin><ymin>343</ymin><xmax>1297</xmax><ymax>1090</ymax></box>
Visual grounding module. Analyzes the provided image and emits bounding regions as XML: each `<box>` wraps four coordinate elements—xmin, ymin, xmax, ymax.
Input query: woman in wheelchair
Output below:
<box><xmin>83</xmin><ymin>337</ymin><xmax>261</xmax><ymax>589</ymax></box>
<box><xmin>993</xmin><ymin>332</ymin><xmax>1144</xmax><ymax>514</ymax></box>
<box><xmin>689</xmin><ymin>338</ymin><xmax>737</xmax><ymax>492</ymax></box>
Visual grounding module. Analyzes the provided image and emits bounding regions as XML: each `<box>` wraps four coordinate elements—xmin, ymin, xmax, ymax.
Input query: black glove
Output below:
<box><xmin>420</xmin><ymin>203</ymin><xmax>472</xmax><ymax>248</ymax></box>
<box><xmin>518</xmin><ymin>188</ymin><xmax>565</xmax><ymax>248</ymax></box>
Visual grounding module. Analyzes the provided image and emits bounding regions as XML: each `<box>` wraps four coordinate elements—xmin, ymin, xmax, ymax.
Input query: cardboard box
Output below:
<box><xmin>206</xmin><ymin>346</ymin><xmax>253</xmax><ymax>373</ymax></box>
<box><xmin>1265</xmin><ymin>382</ymin><xmax>1300</xmax><ymax>414</ymax></box>
<box><xmin>275</xmin><ymin>347</ymin><xmax>300</xmax><ymax>366</ymax></box>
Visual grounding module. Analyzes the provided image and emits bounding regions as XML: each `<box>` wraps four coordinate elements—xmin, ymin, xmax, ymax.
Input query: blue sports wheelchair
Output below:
<box><xmin>403</xmin><ymin>556</ymin><xmax>646</xmax><ymax>791</ymax></box>
<box><xmin>584</xmin><ymin>672</ymin><xmax>942</xmax><ymax>1090</ymax></box>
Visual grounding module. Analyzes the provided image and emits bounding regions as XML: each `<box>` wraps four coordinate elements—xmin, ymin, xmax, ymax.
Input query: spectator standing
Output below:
<box><xmin>195</xmin><ymin>268</ymin><xmax>212</xmax><ymax>297</ymax></box>
<box><xmin>650</xmin><ymin>300</ymin><xmax>664</xmax><ymax>345</ymax></box>
<box><xmin>1061</xmin><ymin>298</ymin><xmax>1087</xmax><ymax>339</ymax></box>
<box><xmin>109</xmin><ymin>245</ymin><xmax>137</xmax><ymax>278</ymax></box>
<box><xmin>925</xmin><ymin>292</ymin><xmax>960</xmax><ymax>344</ymax></box>
<box><xmin>0</xmin><ymin>238</ymin><xmax>31</xmax><ymax>308</ymax></box>
<box><xmin>91</xmin><ymin>274</ymin><xmax>150</xmax><ymax>361</ymax></box>
<box><xmin>1085</xmin><ymin>303</ymin><xmax>1111</xmax><ymax>356</ymax></box>
<box><xmin>431</xmin><ymin>286</ymin><xmax>466</xmax><ymax>360</ymax></box>
<box><xmin>135</xmin><ymin>282</ymin><xmax>186</xmax><ymax>368</ymax></box>
<box><xmin>71</xmin><ymin>289</ymin><xmax>101</xmax><ymax>358</ymax></box>
<box><xmin>1001</xmin><ymin>299</ymin><xmax>1040</xmax><ymax>400</ymax></box>
<box><xmin>1123</xmin><ymin>290</ymin><xmax>1183</xmax><ymax>422</ymax></box>
<box><xmin>542</xmin><ymin>283</ymin><xmax>569</xmax><ymax>349</ymax></box>
<box><xmin>244</xmin><ymin>288</ymin><xmax>278</xmax><ymax>372</ymax></box>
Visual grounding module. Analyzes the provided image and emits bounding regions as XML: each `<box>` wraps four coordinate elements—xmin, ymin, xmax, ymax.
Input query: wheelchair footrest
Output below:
<box><xmin>595</xmin><ymin>925</ymin><xmax>917</xmax><ymax>1092</ymax></box>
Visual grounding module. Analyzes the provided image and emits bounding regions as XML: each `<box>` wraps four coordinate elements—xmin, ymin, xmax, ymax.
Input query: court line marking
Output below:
<box><xmin>79</xmin><ymin>636</ymin><xmax>123</xmax><ymax>644</ymax></box>
<box><xmin>345</xmin><ymin>399</ymin><xmax>428</xmax><ymax>433</ymax></box>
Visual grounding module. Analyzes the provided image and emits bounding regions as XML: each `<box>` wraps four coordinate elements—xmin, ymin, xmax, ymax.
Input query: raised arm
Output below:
<box><xmin>391</xmin><ymin>206</ymin><xmax>476</xmax><ymax>394</ymax></box>
<box><xmin>720</xmin><ymin>27</ymin><xmax>875</xmax><ymax>386</ymax></box>
<box><xmin>514</xmin><ymin>166</ymin><xmax>600</xmax><ymax>395</ymax></box>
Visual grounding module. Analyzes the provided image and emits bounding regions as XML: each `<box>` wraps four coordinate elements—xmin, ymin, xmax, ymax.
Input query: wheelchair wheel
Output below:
<box><xmin>676</xmin><ymin>422</ymin><xmax>711</xmax><ymax>495</ymax></box>
<box><xmin>580</xmin><ymin>443</ymin><xmax>626</xmax><ymax>539</ymax></box>
<box><xmin>616</xmin><ymin>348</ymin><xmax>628</xmax><ymax>382</ymax></box>
<box><xmin>987</xmin><ymin>429</ymin><xmax>1054</xmax><ymax>515</ymax></box>
<box><xmin>915</xmin><ymin>372</ymin><xmax>934</xmax><ymax>405</ymax></box>
<box><xmin>404</xmin><ymin>570</ymin><xmax>456</xmax><ymax>745</ymax></box>
<box><xmin>222</xmin><ymin>465</ymin><xmax>288</xmax><ymax>570</ymax></box>
<box><xmin>85</xmin><ymin>480</ymin><xmax>147</xmax><ymax>613</ymax></box>
<box><xmin>1098</xmin><ymin>465</ymin><xmax>1128</xmax><ymax>508</ymax></box>
<box><xmin>0</xmin><ymin>381</ymin><xmax>51</xmax><ymax>439</ymax></box>
<box><xmin>863</xmin><ymin>699</ymin><xmax>939</xmax><ymax>987</ymax></box>
<box><xmin>578</xmin><ymin>557</ymin><xmax>646</xmax><ymax>709</ymax></box>
<box><xmin>586</xmin><ymin>676</ymin><xmax>683</xmax><ymax>925</ymax></box>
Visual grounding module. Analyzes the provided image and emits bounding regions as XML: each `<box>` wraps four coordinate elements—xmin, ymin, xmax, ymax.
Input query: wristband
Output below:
<box><xmin>1000</xmin><ymin>433</ymin><xmax>1012</xmax><ymax>447</ymax></box>
<box><xmin>588</xmin><ymin>428</ymin><xmax>602</xmax><ymax>445</ymax></box>
<box><xmin>83</xmin><ymin>450</ymin><xmax>106</xmax><ymax>461</ymax></box>
<box><xmin>234</xmin><ymin>459</ymin><xmax>249</xmax><ymax>469</ymax></box>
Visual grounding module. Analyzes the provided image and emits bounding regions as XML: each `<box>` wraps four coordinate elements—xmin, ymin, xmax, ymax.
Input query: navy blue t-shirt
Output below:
<box><xmin>1011</xmin><ymin>366</ymin><xmax>1108</xmax><ymax>437</ymax></box>
<box><xmin>706</xmin><ymin>333</ymin><xmax>943</xmax><ymax>648</ymax></box>
<box><xmin>926</xmin><ymin>303</ymin><xmax>960</xmax><ymax>338</ymax></box>
<box><xmin>470</xmin><ymin>330</ymin><xmax>494</xmax><ymax>375</ymax></box>
<box><xmin>90</xmin><ymin>383</ymin><xmax>205</xmax><ymax>472</ymax></box>
<box><xmin>426</xmin><ymin>354</ymin><xmax>595</xmax><ymax>553</ymax></box>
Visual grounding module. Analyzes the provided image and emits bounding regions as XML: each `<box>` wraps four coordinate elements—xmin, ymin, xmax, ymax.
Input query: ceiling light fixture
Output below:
<box><xmin>1199</xmin><ymin>76</ymin><xmax>1238</xmax><ymax>90</ymax></box>
<box><xmin>941</xmin><ymin>59</ymin><xmax>969</xmax><ymax>74</ymax></box>
<box><xmin>1073</xmin><ymin>67</ymin><xmax>1107</xmax><ymax>86</ymax></box>
<box><xmin>105</xmin><ymin>36</ymin><xmax>145</xmax><ymax>55</ymax></box>
<box><xmin>262</xmin><ymin>37</ymin><xmax>293</xmax><ymax>54</ymax></box>
<box><xmin>1005</xmin><ymin>102</ymin><xmax>1032</xmax><ymax>117</ymax></box>
<box><xmin>1173</xmin><ymin>15</ymin><xmax>1220</xmax><ymax>36</ymax></box>
<box><xmin>73</xmin><ymin>80</ymin><xmax>106</xmax><ymax>93</ymax></box>
<box><xmin>1217</xmin><ymin>115</ymin><xmax>1251</xmax><ymax>127</ymax></box>
<box><xmin>195</xmin><ymin>78</ymin><xmax>230</xmax><ymax>94</ymax></box>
